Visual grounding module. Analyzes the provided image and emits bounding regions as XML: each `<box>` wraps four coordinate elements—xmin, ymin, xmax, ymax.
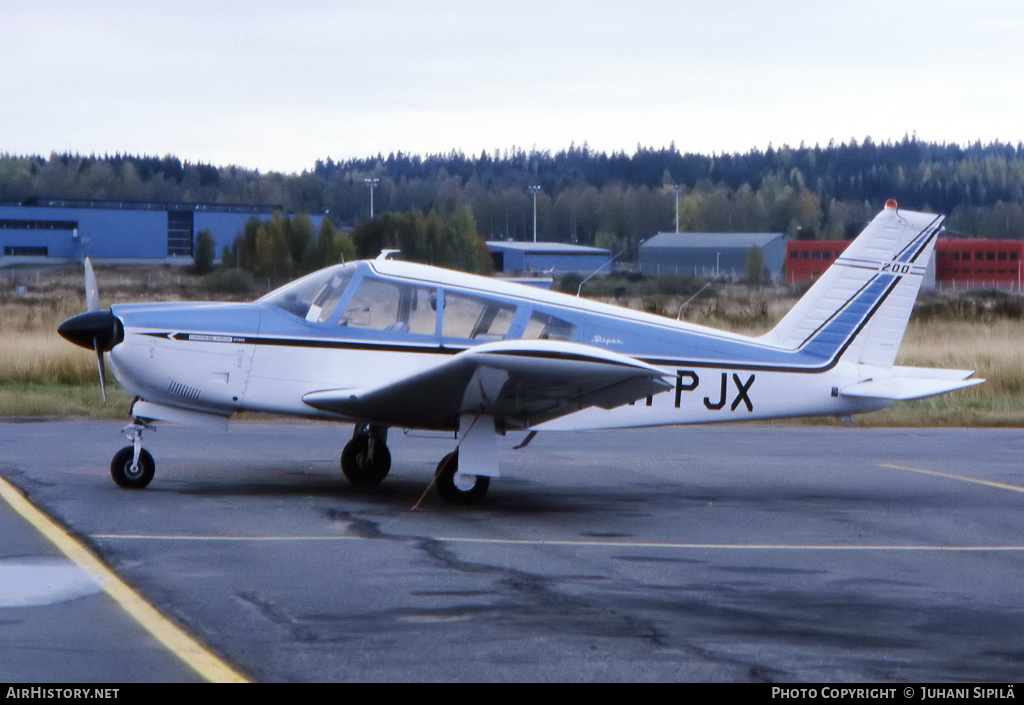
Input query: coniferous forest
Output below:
<box><xmin>4</xmin><ymin>137</ymin><xmax>1024</xmax><ymax>261</ymax></box>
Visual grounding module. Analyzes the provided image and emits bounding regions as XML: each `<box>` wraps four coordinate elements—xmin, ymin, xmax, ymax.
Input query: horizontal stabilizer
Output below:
<box><xmin>888</xmin><ymin>365</ymin><xmax>978</xmax><ymax>381</ymax></box>
<box><xmin>303</xmin><ymin>339</ymin><xmax>672</xmax><ymax>430</ymax></box>
<box><xmin>840</xmin><ymin>370</ymin><xmax>983</xmax><ymax>401</ymax></box>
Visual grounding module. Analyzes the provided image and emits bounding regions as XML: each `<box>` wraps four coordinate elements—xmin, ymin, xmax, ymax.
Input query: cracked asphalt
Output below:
<box><xmin>3</xmin><ymin>420</ymin><xmax>1024</xmax><ymax>682</ymax></box>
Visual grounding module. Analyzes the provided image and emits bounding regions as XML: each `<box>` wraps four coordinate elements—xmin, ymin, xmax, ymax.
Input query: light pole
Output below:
<box><xmin>364</xmin><ymin>178</ymin><xmax>379</xmax><ymax>219</ymax></box>
<box><xmin>672</xmin><ymin>184</ymin><xmax>682</xmax><ymax>233</ymax></box>
<box><xmin>529</xmin><ymin>185</ymin><xmax>541</xmax><ymax>242</ymax></box>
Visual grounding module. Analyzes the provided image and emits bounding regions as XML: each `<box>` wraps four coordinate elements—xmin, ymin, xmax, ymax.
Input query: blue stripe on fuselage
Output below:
<box><xmin>112</xmin><ymin>261</ymin><xmax>907</xmax><ymax>375</ymax></box>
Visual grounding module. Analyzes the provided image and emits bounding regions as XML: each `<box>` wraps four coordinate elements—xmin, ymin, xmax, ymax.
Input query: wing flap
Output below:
<box><xmin>303</xmin><ymin>339</ymin><xmax>672</xmax><ymax>430</ymax></box>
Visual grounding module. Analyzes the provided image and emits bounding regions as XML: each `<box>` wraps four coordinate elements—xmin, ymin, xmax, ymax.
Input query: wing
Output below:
<box><xmin>302</xmin><ymin>339</ymin><xmax>672</xmax><ymax>430</ymax></box>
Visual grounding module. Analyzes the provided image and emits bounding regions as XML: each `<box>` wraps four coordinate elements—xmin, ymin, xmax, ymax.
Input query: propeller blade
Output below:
<box><xmin>60</xmin><ymin>259</ymin><xmax>117</xmax><ymax>401</ymax></box>
<box><xmin>93</xmin><ymin>338</ymin><xmax>106</xmax><ymax>402</ymax></box>
<box><xmin>84</xmin><ymin>257</ymin><xmax>100</xmax><ymax>312</ymax></box>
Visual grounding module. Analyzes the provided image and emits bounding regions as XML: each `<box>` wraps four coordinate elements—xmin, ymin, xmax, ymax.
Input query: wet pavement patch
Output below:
<box><xmin>0</xmin><ymin>557</ymin><xmax>101</xmax><ymax>607</ymax></box>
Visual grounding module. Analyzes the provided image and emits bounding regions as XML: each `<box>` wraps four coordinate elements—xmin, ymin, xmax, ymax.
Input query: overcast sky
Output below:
<box><xmin>3</xmin><ymin>1</ymin><xmax>1022</xmax><ymax>174</ymax></box>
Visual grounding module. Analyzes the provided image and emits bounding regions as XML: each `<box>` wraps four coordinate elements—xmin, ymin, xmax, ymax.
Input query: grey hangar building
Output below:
<box><xmin>0</xmin><ymin>199</ymin><xmax>324</xmax><ymax>267</ymax></box>
<box><xmin>639</xmin><ymin>231</ymin><xmax>787</xmax><ymax>281</ymax></box>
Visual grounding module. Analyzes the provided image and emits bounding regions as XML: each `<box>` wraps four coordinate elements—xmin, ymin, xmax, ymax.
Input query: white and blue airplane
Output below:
<box><xmin>58</xmin><ymin>201</ymin><xmax>982</xmax><ymax>503</ymax></box>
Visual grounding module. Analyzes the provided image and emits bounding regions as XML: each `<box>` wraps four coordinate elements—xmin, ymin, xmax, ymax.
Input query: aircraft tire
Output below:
<box><xmin>341</xmin><ymin>435</ymin><xmax>391</xmax><ymax>486</ymax></box>
<box><xmin>434</xmin><ymin>451</ymin><xmax>490</xmax><ymax>504</ymax></box>
<box><xmin>110</xmin><ymin>446</ymin><xmax>155</xmax><ymax>489</ymax></box>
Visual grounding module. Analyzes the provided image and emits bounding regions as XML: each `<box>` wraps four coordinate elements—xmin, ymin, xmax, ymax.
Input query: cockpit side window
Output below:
<box><xmin>441</xmin><ymin>291</ymin><xmax>515</xmax><ymax>340</ymax></box>
<box><xmin>338</xmin><ymin>277</ymin><xmax>437</xmax><ymax>334</ymax></box>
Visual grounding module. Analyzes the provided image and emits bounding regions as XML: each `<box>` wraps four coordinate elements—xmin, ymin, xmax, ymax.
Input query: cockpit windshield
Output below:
<box><xmin>259</xmin><ymin>262</ymin><xmax>578</xmax><ymax>343</ymax></box>
<box><xmin>259</xmin><ymin>263</ymin><xmax>357</xmax><ymax>322</ymax></box>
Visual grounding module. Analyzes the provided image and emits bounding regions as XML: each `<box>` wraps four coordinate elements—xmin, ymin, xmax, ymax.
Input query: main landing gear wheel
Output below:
<box><xmin>434</xmin><ymin>451</ymin><xmax>490</xmax><ymax>504</ymax></box>
<box><xmin>110</xmin><ymin>446</ymin><xmax>155</xmax><ymax>489</ymax></box>
<box><xmin>341</xmin><ymin>434</ymin><xmax>392</xmax><ymax>486</ymax></box>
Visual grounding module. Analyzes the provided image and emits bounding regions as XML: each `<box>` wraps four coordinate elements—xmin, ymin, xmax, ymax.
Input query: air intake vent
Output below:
<box><xmin>167</xmin><ymin>380</ymin><xmax>203</xmax><ymax>402</ymax></box>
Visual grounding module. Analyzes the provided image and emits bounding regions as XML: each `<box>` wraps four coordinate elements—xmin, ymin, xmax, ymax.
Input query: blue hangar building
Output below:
<box><xmin>0</xmin><ymin>199</ymin><xmax>324</xmax><ymax>266</ymax></box>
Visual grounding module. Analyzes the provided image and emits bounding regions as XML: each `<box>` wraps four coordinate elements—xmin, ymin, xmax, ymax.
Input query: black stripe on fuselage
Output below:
<box><xmin>146</xmin><ymin>331</ymin><xmax>454</xmax><ymax>355</ymax></box>
<box><xmin>644</xmin><ymin>272</ymin><xmax>902</xmax><ymax>373</ymax></box>
<box><xmin>137</xmin><ymin>256</ymin><xmax>907</xmax><ymax>378</ymax></box>
<box><xmin>134</xmin><ymin>274</ymin><xmax>898</xmax><ymax>378</ymax></box>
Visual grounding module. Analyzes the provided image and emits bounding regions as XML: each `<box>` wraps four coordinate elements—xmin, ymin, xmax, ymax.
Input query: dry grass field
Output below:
<box><xmin>0</xmin><ymin>265</ymin><xmax>212</xmax><ymax>418</ymax></box>
<box><xmin>866</xmin><ymin>317</ymin><xmax>1024</xmax><ymax>426</ymax></box>
<box><xmin>1</xmin><ymin>265</ymin><xmax>1021</xmax><ymax>426</ymax></box>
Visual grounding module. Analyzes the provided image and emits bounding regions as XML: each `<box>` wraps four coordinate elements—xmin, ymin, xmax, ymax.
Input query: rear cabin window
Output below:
<box><xmin>522</xmin><ymin>311</ymin><xmax>576</xmax><ymax>341</ymax></box>
<box><xmin>338</xmin><ymin>278</ymin><xmax>437</xmax><ymax>334</ymax></box>
<box><xmin>441</xmin><ymin>292</ymin><xmax>515</xmax><ymax>340</ymax></box>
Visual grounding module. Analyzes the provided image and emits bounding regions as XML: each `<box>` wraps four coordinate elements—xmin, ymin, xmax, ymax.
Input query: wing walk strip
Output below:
<box><xmin>0</xmin><ymin>477</ymin><xmax>248</xmax><ymax>684</ymax></box>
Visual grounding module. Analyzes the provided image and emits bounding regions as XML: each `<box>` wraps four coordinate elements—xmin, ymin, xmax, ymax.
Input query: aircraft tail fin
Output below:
<box><xmin>761</xmin><ymin>201</ymin><xmax>943</xmax><ymax>368</ymax></box>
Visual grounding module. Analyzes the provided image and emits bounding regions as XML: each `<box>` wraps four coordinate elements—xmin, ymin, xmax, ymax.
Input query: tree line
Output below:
<box><xmin>199</xmin><ymin>208</ymin><xmax>490</xmax><ymax>284</ymax></box>
<box><xmin>4</xmin><ymin>137</ymin><xmax>1024</xmax><ymax>263</ymax></box>
<box><xmin>222</xmin><ymin>213</ymin><xmax>353</xmax><ymax>279</ymax></box>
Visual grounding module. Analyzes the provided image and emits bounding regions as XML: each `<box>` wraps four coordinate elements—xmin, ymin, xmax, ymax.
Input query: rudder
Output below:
<box><xmin>761</xmin><ymin>201</ymin><xmax>943</xmax><ymax>368</ymax></box>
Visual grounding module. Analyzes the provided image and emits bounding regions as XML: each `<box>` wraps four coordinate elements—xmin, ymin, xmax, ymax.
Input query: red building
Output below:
<box><xmin>933</xmin><ymin>239</ymin><xmax>1024</xmax><ymax>290</ymax></box>
<box><xmin>785</xmin><ymin>240</ymin><xmax>851</xmax><ymax>284</ymax></box>
<box><xmin>787</xmin><ymin>238</ymin><xmax>1024</xmax><ymax>290</ymax></box>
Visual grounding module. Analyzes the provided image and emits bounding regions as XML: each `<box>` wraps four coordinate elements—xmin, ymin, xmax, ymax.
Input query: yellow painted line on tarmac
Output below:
<box><xmin>93</xmin><ymin>534</ymin><xmax>362</xmax><ymax>541</ymax></box>
<box><xmin>91</xmin><ymin>532</ymin><xmax>1024</xmax><ymax>552</ymax></box>
<box><xmin>0</xmin><ymin>476</ymin><xmax>249</xmax><ymax>684</ymax></box>
<box><xmin>879</xmin><ymin>463</ymin><xmax>1024</xmax><ymax>494</ymax></box>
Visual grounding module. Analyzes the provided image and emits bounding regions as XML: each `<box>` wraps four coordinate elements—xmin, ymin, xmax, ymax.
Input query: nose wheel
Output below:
<box><xmin>110</xmin><ymin>446</ymin><xmax>155</xmax><ymax>488</ymax></box>
<box><xmin>110</xmin><ymin>421</ymin><xmax>155</xmax><ymax>489</ymax></box>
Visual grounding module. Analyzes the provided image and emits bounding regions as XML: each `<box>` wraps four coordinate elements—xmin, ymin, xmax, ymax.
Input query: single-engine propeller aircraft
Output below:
<box><xmin>58</xmin><ymin>201</ymin><xmax>982</xmax><ymax>503</ymax></box>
